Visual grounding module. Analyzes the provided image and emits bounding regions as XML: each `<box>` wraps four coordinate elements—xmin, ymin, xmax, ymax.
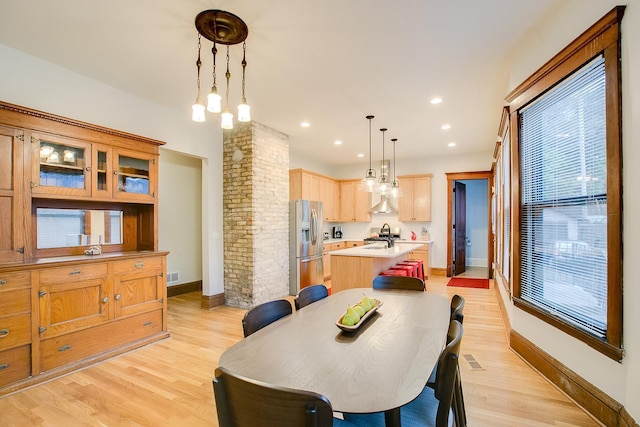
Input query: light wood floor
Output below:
<box><xmin>0</xmin><ymin>276</ymin><xmax>601</xmax><ymax>426</ymax></box>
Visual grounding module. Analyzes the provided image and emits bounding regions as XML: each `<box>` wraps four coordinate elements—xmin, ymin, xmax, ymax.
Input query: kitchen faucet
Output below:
<box><xmin>380</xmin><ymin>223</ymin><xmax>391</xmax><ymax>235</ymax></box>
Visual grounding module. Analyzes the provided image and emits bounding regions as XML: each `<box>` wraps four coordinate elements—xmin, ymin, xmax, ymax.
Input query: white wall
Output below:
<box><xmin>0</xmin><ymin>43</ymin><xmax>225</xmax><ymax>298</ymax></box>
<box><xmin>504</xmin><ymin>0</ymin><xmax>639</xmax><ymax>416</ymax></box>
<box><xmin>158</xmin><ymin>148</ymin><xmax>202</xmax><ymax>286</ymax></box>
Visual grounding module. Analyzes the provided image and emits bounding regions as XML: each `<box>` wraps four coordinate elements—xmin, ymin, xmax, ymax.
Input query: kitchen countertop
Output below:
<box><xmin>330</xmin><ymin>243</ymin><xmax>416</xmax><ymax>258</ymax></box>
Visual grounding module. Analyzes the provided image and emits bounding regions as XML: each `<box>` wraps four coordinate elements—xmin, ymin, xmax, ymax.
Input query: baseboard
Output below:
<box><xmin>431</xmin><ymin>267</ymin><xmax>447</xmax><ymax>276</ymax></box>
<box><xmin>201</xmin><ymin>292</ymin><xmax>225</xmax><ymax>309</ymax></box>
<box><xmin>167</xmin><ymin>280</ymin><xmax>202</xmax><ymax>297</ymax></box>
<box><xmin>510</xmin><ymin>329</ymin><xmax>637</xmax><ymax>426</ymax></box>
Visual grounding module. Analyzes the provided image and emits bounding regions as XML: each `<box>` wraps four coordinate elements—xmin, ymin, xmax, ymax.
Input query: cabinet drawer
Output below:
<box><xmin>0</xmin><ymin>345</ymin><xmax>31</xmax><ymax>388</ymax></box>
<box><xmin>0</xmin><ymin>271</ymin><xmax>31</xmax><ymax>292</ymax></box>
<box><xmin>0</xmin><ymin>289</ymin><xmax>30</xmax><ymax>317</ymax></box>
<box><xmin>40</xmin><ymin>309</ymin><xmax>163</xmax><ymax>372</ymax></box>
<box><xmin>113</xmin><ymin>257</ymin><xmax>163</xmax><ymax>275</ymax></box>
<box><xmin>39</xmin><ymin>263</ymin><xmax>108</xmax><ymax>285</ymax></box>
<box><xmin>0</xmin><ymin>314</ymin><xmax>31</xmax><ymax>351</ymax></box>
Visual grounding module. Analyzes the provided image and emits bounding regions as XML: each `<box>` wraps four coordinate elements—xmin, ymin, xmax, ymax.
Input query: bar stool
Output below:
<box><xmin>401</xmin><ymin>260</ymin><xmax>424</xmax><ymax>281</ymax></box>
<box><xmin>396</xmin><ymin>262</ymin><xmax>419</xmax><ymax>279</ymax></box>
<box><xmin>389</xmin><ymin>264</ymin><xmax>415</xmax><ymax>277</ymax></box>
<box><xmin>380</xmin><ymin>269</ymin><xmax>408</xmax><ymax>276</ymax></box>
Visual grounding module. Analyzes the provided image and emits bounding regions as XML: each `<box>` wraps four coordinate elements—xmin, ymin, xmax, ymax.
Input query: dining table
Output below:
<box><xmin>218</xmin><ymin>288</ymin><xmax>450</xmax><ymax>427</ymax></box>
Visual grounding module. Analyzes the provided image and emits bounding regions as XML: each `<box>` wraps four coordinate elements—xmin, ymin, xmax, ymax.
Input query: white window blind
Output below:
<box><xmin>519</xmin><ymin>55</ymin><xmax>607</xmax><ymax>339</ymax></box>
<box><xmin>502</xmin><ymin>133</ymin><xmax>510</xmax><ymax>281</ymax></box>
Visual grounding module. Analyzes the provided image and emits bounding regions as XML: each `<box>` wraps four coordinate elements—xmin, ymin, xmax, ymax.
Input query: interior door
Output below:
<box><xmin>454</xmin><ymin>181</ymin><xmax>467</xmax><ymax>276</ymax></box>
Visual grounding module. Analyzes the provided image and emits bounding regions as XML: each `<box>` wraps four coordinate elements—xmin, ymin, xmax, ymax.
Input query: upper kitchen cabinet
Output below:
<box><xmin>338</xmin><ymin>180</ymin><xmax>371</xmax><ymax>222</ymax></box>
<box><xmin>397</xmin><ymin>174</ymin><xmax>432</xmax><ymax>222</ymax></box>
<box><xmin>0</xmin><ymin>124</ymin><xmax>26</xmax><ymax>263</ymax></box>
<box><xmin>289</xmin><ymin>169</ymin><xmax>339</xmax><ymax>222</ymax></box>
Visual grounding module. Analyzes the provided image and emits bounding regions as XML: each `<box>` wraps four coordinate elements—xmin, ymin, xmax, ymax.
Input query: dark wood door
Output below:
<box><xmin>454</xmin><ymin>181</ymin><xmax>467</xmax><ymax>276</ymax></box>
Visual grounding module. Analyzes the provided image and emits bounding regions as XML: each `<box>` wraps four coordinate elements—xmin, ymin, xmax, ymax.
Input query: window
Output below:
<box><xmin>507</xmin><ymin>7</ymin><xmax>623</xmax><ymax>360</ymax></box>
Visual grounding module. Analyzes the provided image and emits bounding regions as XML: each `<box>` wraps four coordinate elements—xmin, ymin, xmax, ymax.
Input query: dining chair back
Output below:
<box><xmin>242</xmin><ymin>299</ymin><xmax>293</xmax><ymax>337</ymax></box>
<box><xmin>294</xmin><ymin>284</ymin><xmax>329</xmax><ymax>310</ymax></box>
<box><xmin>372</xmin><ymin>275</ymin><xmax>425</xmax><ymax>291</ymax></box>
<box><xmin>213</xmin><ymin>366</ymin><xmax>339</xmax><ymax>427</ymax></box>
<box><xmin>450</xmin><ymin>294</ymin><xmax>465</xmax><ymax>323</ymax></box>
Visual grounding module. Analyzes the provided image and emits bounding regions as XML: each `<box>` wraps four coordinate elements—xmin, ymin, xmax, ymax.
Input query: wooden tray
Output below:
<box><xmin>336</xmin><ymin>299</ymin><xmax>383</xmax><ymax>331</ymax></box>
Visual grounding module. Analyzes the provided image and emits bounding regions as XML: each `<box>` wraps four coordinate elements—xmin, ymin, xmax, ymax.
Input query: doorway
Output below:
<box><xmin>446</xmin><ymin>171</ymin><xmax>493</xmax><ymax>278</ymax></box>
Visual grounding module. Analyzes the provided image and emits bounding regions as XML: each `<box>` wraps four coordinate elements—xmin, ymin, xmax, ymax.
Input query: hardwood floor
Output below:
<box><xmin>0</xmin><ymin>276</ymin><xmax>601</xmax><ymax>426</ymax></box>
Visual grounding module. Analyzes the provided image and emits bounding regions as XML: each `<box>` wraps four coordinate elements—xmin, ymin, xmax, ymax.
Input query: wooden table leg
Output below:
<box><xmin>385</xmin><ymin>408</ymin><xmax>401</xmax><ymax>427</ymax></box>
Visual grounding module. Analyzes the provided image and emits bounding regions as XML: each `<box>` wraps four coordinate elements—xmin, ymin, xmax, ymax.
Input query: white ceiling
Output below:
<box><xmin>0</xmin><ymin>0</ymin><xmax>561</xmax><ymax>166</ymax></box>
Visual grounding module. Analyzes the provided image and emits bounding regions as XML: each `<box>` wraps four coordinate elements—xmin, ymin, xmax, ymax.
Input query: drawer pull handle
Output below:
<box><xmin>69</xmin><ymin>269</ymin><xmax>81</xmax><ymax>275</ymax></box>
<box><xmin>0</xmin><ymin>364</ymin><xmax>9</xmax><ymax>371</ymax></box>
<box><xmin>0</xmin><ymin>280</ymin><xmax>6</xmax><ymax>286</ymax></box>
<box><xmin>39</xmin><ymin>290</ymin><xmax>47</xmax><ymax>298</ymax></box>
<box><xmin>0</xmin><ymin>329</ymin><xmax>9</xmax><ymax>338</ymax></box>
<box><xmin>143</xmin><ymin>321</ymin><xmax>153</xmax><ymax>327</ymax></box>
<box><xmin>135</xmin><ymin>262</ymin><xmax>144</xmax><ymax>269</ymax></box>
<box><xmin>58</xmin><ymin>344</ymin><xmax>72</xmax><ymax>352</ymax></box>
<box><xmin>39</xmin><ymin>326</ymin><xmax>47</xmax><ymax>334</ymax></box>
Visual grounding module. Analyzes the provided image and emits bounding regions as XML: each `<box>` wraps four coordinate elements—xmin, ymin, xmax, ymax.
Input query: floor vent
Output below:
<box><xmin>463</xmin><ymin>353</ymin><xmax>485</xmax><ymax>370</ymax></box>
<box><xmin>167</xmin><ymin>272</ymin><xmax>179</xmax><ymax>284</ymax></box>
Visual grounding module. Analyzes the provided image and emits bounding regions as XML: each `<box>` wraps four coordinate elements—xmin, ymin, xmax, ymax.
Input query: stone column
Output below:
<box><xmin>222</xmin><ymin>121</ymin><xmax>289</xmax><ymax>308</ymax></box>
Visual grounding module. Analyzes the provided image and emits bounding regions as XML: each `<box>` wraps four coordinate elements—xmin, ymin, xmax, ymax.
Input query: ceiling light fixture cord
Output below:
<box><xmin>211</xmin><ymin>43</ymin><xmax>217</xmax><ymax>93</ymax></box>
<box><xmin>225</xmin><ymin>46</ymin><xmax>231</xmax><ymax>108</ymax></box>
<box><xmin>196</xmin><ymin>34</ymin><xmax>202</xmax><ymax>100</ymax></box>
<box><xmin>241</xmin><ymin>42</ymin><xmax>247</xmax><ymax>103</ymax></box>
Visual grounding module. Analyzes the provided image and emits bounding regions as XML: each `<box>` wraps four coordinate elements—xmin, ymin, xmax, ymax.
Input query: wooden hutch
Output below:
<box><xmin>0</xmin><ymin>101</ymin><xmax>169</xmax><ymax>395</ymax></box>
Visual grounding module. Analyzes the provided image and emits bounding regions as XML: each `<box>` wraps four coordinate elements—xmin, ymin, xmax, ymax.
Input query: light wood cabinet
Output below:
<box><xmin>0</xmin><ymin>125</ymin><xmax>26</xmax><ymax>263</ymax></box>
<box><xmin>0</xmin><ymin>102</ymin><xmax>168</xmax><ymax>396</ymax></box>
<box><xmin>338</xmin><ymin>180</ymin><xmax>371</xmax><ymax>222</ymax></box>
<box><xmin>290</xmin><ymin>169</ymin><xmax>340</xmax><ymax>222</ymax></box>
<box><xmin>398</xmin><ymin>174</ymin><xmax>432</xmax><ymax>222</ymax></box>
<box><xmin>319</xmin><ymin>177</ymin><xmax>339</xmax><ymax>222</ymax></box>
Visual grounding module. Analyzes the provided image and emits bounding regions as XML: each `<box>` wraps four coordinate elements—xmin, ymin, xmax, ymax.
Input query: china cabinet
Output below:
<box><xmin>0</xmin><ymin>101</ymin><xmax>168</xmax><ymax>396</ymax></box>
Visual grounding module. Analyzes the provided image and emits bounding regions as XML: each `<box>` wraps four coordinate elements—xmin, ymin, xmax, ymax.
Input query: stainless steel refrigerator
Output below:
<box><xmin>289</xmin><ymin>200</ymin><xmax>324</xmax><ymax>295</ymax></box>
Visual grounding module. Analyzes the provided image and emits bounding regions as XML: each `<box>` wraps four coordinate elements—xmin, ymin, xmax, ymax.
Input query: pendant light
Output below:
<box><xmin>220</xmin><ymin>45</ymin><xmax>234</xmax><ymax>129</ymax></box>
<box><xmin>377</xmin><ymin>128</ymin><xmax>391</xmax><ymax>195</ymax></box>
<box><xmin>206</xmin><ymin>41</ymin><xmax>221</xmax><ymax>113</ymax></box>
<box><xmin>237</xmin><ymin>42</ymin><xmax>251</xmax><ymax>122</ymax></box>
<box><xmin>191</xmin><ymin>34</ymin><xmax>206</xmax><ymax>122</ymax></box>
<box><xmin>359</xmin><ymin>115</ymin><xmax>377</xmax><ymax>192</ymax></box>
<box><xmin>390</xmin><ymin>138</ymin><xmax>403</xmax><ymax>198</ymax></box>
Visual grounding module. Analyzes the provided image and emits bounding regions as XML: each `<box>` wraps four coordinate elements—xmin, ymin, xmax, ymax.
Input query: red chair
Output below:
<box><xmin>380</xmin><ymin>269</ymin><xmax>408</xmax><ymax>276</ymax></box>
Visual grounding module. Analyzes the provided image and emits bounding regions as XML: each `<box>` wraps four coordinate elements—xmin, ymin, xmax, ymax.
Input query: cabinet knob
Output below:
<box><xmin>0</xmin><ymin>279</ymin><xmax>6</xmax><ymax>286</ymax></box>
<box><xmin>115</xmin><ymin>294</ymin><xmax>121</xmax><ymax>301</ymax></box>
<box><xmin>113</xmin><ymin>171</ymin><xmax>119</xmax><ymax>175</ymax></box>
<box><xmin>135</xmin><ymin>262</ymin><xmax>144</xmax><ymax>269</ymax></box>
<box><xmin>85</xmin><ymin>167</ymin><xmax>91</xmax><ymax>171</ymax></box>
<box><xmin>0</xmin><ymin>329</ymin><xmax>9</xmax><ymax>338</ymax></box>
<box><xmin>0</xmin><ymin>364</ymin><xmax>9</xmax><ymax>371</ymax></box>
<box><xmin>103</xmin><ymin>297</ymin><xmax>109</xmax><ymax>303</ymax></box>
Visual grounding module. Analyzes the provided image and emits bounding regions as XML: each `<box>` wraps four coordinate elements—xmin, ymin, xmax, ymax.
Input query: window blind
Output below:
<box><xmin>519</xmin><ymin>55</ymin><xmax>607</xmax><ymax>339</ymax></box>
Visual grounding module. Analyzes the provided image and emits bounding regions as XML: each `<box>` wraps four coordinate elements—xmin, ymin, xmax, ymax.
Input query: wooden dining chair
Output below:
<box><xmin>426</xmin><ymin>294</ymin><xmax>467</xmax><ymax>426</ymax></box>
<box><xmin>242</xmin><ymin>299</ymin><xmax>293</xmax><ymax>337</ymax></box>
<box><xmin>213</xmin><ymin>366</ymin><xmax>357</xmax><ymax>427</ymax></box>
<box><xmin>294</xmin><ymin>284</ymin><xmax>329</xmax><ymax>310</ymax></box>
<box><xmin>343</xmin><ymin>320</ymin><xmax>463</xmax><ymax>427</ymax></box>
<box><xmin>372</xmin><ymin>275</ymin><xmax>426</xmax><ymax>291</ymax></box>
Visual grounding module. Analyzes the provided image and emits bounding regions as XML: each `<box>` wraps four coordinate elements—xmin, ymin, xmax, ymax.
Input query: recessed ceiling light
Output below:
<box><xmin>300</xmin><ymin>121</ymin><xmax>310</xmax><ymax>127</ymax></box>
<box><xmin>357</xmin><ymin>153</ymin><xmax>364</xmax><ymax>158</ymax></box>
<box><xmin>448</xmin><ymin>142</ymin><xmax>456</xmax><ymax>147</ymax></box>
<box><xmin>430</xmin><ymin>97</ymin><xmax>443</xmax><ymax>105</ymax></box>
<box><xmin>441</xmin><ymin>124</ymin><xmax>451</xmax><ymax>130</ymax></box>
<box><xmin>334</xmin><ymin>140</ymin><xmax>342</xmax><ymax>145</ymax></box>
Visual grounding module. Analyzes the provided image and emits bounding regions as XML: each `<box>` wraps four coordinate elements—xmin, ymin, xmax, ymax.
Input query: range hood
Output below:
<box><xmin>369</xmin><ymin>194</ymin><xmax>397</xmax><ymax>214</ymax></box>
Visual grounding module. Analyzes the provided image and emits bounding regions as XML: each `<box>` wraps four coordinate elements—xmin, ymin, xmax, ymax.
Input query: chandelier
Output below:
<box><xmin>191</xmin><ymin>10</ymin><xmax>250</xmax><ymax>129</ymax></box>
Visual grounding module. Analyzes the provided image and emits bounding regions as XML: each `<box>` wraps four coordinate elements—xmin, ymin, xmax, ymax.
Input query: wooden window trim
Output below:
<box><xmin>507</xmin><ymin>6</ymin><xmax>624</xmax><ymax>361</ymax></box>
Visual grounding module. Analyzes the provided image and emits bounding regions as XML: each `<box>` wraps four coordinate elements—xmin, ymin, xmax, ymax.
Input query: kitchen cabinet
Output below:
<box><xmin>0</xmin><ymin>271</ymin><xmax>31</xmax><ymax>387</ymax></box>
<box><xmin>0</xmin><ymin>124</ymin><xmax>26</xmax><ymax>263</ymax></box>
<box><xmin>112</xmin><ymin>256</ymin><xmax>165</xmax><ymax>317</ymax></box>
<box><xmin>398</xmin><ymin>174</ymin><xmax>432</xmax><ymax>222</ymax></box>
<box><xmin>338</xmin><ymin>180</ymin><xmax>371</xmax><ymax>222</ymax></box>
<box><xmin>407</xmin><ymin>244</ymin><xmax>430</xmax><ymax>279</ymax></box>
<box><xmin>112</xmin><ymin>149</ymin><xmax>158</xmax><ymax>202</ymax></box>
<box><xmin>290</xmin><ymin>169</ymin><xmax>339</xmax><ymax>222</ymax></box>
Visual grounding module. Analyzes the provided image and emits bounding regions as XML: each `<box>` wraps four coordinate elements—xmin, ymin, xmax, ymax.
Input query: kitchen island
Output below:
<box><xmin>330</xmin><ymin>243</ymin><xmax>423</xmax><ymax>293</ymax></box>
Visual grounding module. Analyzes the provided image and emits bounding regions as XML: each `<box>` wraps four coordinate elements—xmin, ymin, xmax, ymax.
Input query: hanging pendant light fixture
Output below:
<box><xmin>390</xmin><ymin>138</ymin><xmax>403</xmax><ymax>198</ymax></box>
<box><xmin>359</xmin><ymin>115</ymin><xmax>377</xmax><ymax>192</ymax></box>
<box><xmin>191</xmin><ymin>34</ymin><xmax>206</xmax><ymax>122</ymax></box>
<box><xmin>377</xmin><ymin>128</ymin><xmax>391</xmax><ymax>195</ymax></box>
<box><xmin>192</xmin><ymin>9</ymin><xmax>250</xmax><ymax>128</ymax></box>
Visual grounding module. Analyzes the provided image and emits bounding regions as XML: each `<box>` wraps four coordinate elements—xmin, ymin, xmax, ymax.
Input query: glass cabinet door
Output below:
<box><xmin>92</xmin><ymin>144</ymin><xmax>111</xmax><ymax>197</ymax></box>
<box><xmin>113</xmin><ymin>149</ymin><xmax>157</xmax><ymax>201</ymax></box>
<box><xmin>33</xmin><ymin>134</ymin><xmax>91</xmax><ymax>196</ymax></box>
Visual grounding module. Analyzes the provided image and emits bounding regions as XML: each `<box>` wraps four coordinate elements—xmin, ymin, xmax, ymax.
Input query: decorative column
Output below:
<box><xmin>222</xmin><ymin>121</ymin><xmax>289</xmax><ymax>308</ymax></box>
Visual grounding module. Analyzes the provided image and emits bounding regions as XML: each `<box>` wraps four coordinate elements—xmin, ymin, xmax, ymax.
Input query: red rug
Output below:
<box><xmin>447</xmin><ymin>277</ymin><xmax>490</xmax><ymax>289</ymax></box>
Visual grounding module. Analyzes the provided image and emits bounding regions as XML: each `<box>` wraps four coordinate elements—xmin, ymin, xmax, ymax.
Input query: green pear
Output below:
<box><xmin>341</xmin><ymin>313</ymin><xmax>357</xmax><ymax>326</ymax></box>
<box><xmin>346</xmin><ymin>306</ymin><xmax>361</xmax><ymax>323</ymax></box>
<box><xmin>353</xmin><ymin>304</ymin><xmax>365</xmax><ymax>318</ymax></box>
<box><xmin>360</xmin><ymin>296</ymin><xmax>372</xmax><ymax>312</ymax></box>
